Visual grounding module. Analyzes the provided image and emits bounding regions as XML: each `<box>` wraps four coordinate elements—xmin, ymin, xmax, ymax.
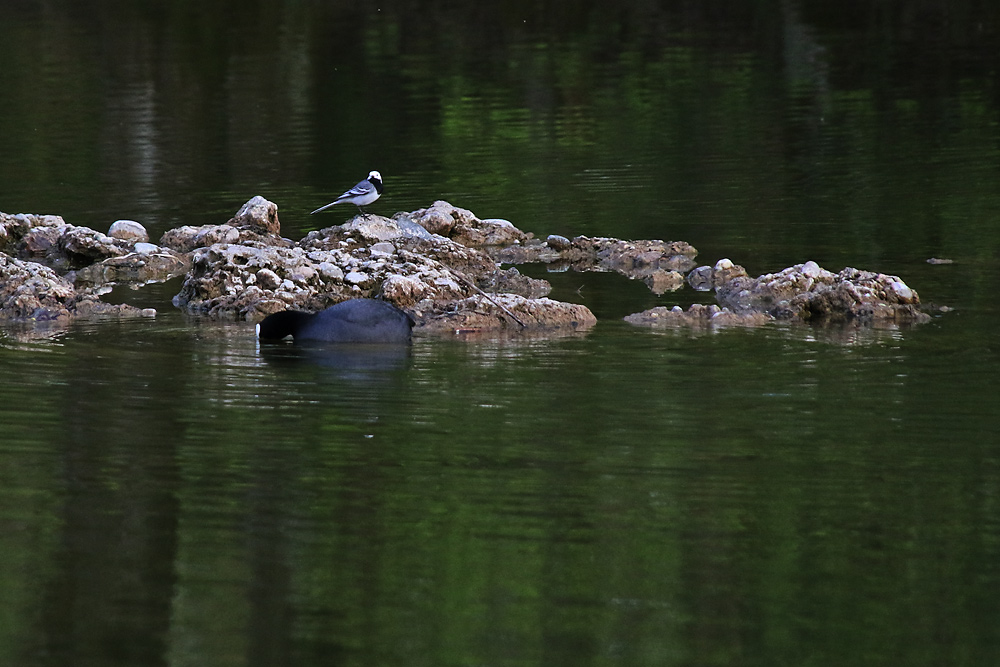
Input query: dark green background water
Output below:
<box><xmin>2</xmin><ymin>2</ymin><xmax>999</xmax><ymax>666</ymax></box>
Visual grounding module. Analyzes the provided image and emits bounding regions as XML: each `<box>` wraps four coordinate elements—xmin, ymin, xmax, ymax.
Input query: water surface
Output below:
<box><xmin>2</xmin><ymin>2</ymin><xmax>1000</xmax><ymax>666</ymax></box>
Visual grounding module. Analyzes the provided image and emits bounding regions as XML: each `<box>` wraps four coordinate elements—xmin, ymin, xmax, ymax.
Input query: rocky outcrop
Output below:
<box><xmin>403</xmin><ymin>200</ymin><xmax>528</xmax><ymax>247</ymax></box>
<box><xmin>686</xmin><ymin>259</ymin><xmax>749</xmax><ymax>291</ymax></box>
<box><xmin>159</xmin><ymin>197</ymin><xmax>290</xmax><ymax>253</ymax></box>
<box><xmin>493</xmin><ymin>234</ymin><xmax>697</xmax><ymax>293</ymax></box>
<box><xmin>414</xmin><ymin>294</ymin><xmax>597</xmax><ymax>334</ymax></box>
<box><xmin>0</xmin><ymin>253</ymin><xmax>153</xmax><ymax>323</ymax></box>
<box><xmin>71</xmin><ymin>244</ymin><xmax>190</xmax><ymax>288</ymax></box>
<box><xmin>625</xmin><ymin>303</ymin><xmax>772</xmax><ymax>328</ymax></box>
<box><xmin>169</xmin><ymin>211</ymin><xmax>580</xmax><ymax>331</ymax></box>
<box><xmin>2</xmin><ymin>198</ymin><xmax>935</xmax><ymax>336</ymax></box>
<box><xmin>1</xmin><ymin>213</ymin><xmax>129</xmax><ymax>270</ymax></box>
<box><xmin>714</xmin><ymin>261</ymin><xmax>928</xmax><ymax>325</ymax></box>
<box><xmin>627</xmin><ymin>260</ymin><xmax>930</xmax><ymax>330</ymax></box>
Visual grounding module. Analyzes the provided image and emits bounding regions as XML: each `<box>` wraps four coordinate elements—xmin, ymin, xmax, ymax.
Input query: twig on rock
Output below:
<box><xmin>450</xmin><ymin>270</ymin><xmax>527</xmax><ymax>328</ymax></box>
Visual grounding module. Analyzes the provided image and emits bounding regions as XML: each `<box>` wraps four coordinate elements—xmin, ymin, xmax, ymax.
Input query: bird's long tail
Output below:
<box><xmin>310</xmin><ymin>200</ymin><xmax>342</xmax><ymax>215</ymax></box>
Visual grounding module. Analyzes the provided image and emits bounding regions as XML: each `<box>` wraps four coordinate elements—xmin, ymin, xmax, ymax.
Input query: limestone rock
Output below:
<box><xmin>687</xmin><ymin>259</ymin><xmax>750</xmax><ymax>291</ymax></box>
<box><xmin>108</xmin><ymin>220</ymin><xmax>149</xmax><ymax>243</ymax></box>
<box><xmin>714</xmin><ymin>261</ymin><xmax>930</xmax><ymax>325</ymax></box>
<box><xmin>159</xmin><ymin>224</ymin><xmax>241</xmax><ymax>253</ymax></box>
<box><xmin>72</xmin><ymin>247</ymin><xmax>190</xmax><ymax>287</ymax></box>
<box><xmin>226</xmin><ymin>195</ymin><xmax>281</xmax><ymax>235</ymax></box>
<box><xmin>412</xmin><ymin>294</ymin><xmax>596</xmax><ymax>333</ymax></box>
<box><xmin>406</xmin><ymin>201</ymin><xmax>528</xmax><ymax>247</ymax></box>
<box><xmin>625</xmin><ymin>304</ymin><xmax>772</xmax><ymax>328</ymax></box>
<box><xmin>0</xmin><ymin>253</ymin><xmax>146</xmax><ymax>323</ymax></box>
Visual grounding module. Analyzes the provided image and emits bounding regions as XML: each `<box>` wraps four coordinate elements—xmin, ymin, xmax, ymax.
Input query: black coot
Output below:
<box><xmin>256</xmin><ymin>299</ymin><xmax>415</xmax><ymax>344</ymax></box>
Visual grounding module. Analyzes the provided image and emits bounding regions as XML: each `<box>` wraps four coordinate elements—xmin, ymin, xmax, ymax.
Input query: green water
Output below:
<box><xmin>2</xmin><ymin>2</ymin><xmax>1000</xmax><ymax>666</ymax></box>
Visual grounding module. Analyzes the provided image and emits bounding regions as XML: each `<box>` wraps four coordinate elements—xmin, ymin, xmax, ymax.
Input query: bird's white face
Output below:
<box><xmin>368</xmin><ymin>170</ymin><xmax>382</xmax><ymax>183</ymax></box>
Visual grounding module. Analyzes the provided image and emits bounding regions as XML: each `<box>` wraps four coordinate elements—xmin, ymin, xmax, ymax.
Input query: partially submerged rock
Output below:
<box><xmin>413</xmin><ymin>294</ymin><xmax>597</xmax><ymax>334</ymax></box>
<box><xmin>686</xmin><ymin>258</ymin><xmax>749</xmax><ymax>291</ymax></box>
<box><xmin>170</xmin><ymin>211</ymin><xmax>566</xmax><ymax>330</ymax></box>
<box><xmin>628</xmin><ymin>260</ymin><xmax>930</xmax><ymax>330</ymax></box>
<box><xmin>625</xmin><ymin>303</ymin><xmax>772</xmax><ymax>328</ymax></box>
<box><xmin>3</xmin><ymin>198</ymin><xmax>935</xmax><ymax>337</ymax></box>
<box><xmin>714</xmin><ymin>261</ymin><xmax>929</xmax><ymax>325</ymax></box>
<box><xmin>0</xmin><ymin>212</ymin><xmax>130</xmax><ymax>270</ymax></box>
<box><xmin>72</xmin><ymin>244</ymin><xmax>190</xmax><ymax>288</ymax></box>
<box><xmin>0</xmin><ymin>253</ymin><xmax>153</xmax><ymax>323</ymax></box>
<box><xmin>493</xmin><ymin>234</ymin><xmax>697</xmax><ymax>290</ymax></box>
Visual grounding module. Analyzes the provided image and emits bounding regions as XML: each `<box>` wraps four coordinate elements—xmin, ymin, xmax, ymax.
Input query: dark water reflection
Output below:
<box><xmin>2</xmin><ymin>316</ymin><xmax>999</xmax><ymax>666</ymax></box>
<box><xmin>3</xmin><ymin>1</ymin><xmax>1000</xmax><ymax>665</ymax></box>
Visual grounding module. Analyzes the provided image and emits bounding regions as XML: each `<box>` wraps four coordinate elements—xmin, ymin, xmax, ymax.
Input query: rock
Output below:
<box><xmin>0</xmin><ymin>213</ymin><xmax>61</xmax><ymax>255</ymax></box>
<box><xmin>341</xmin><ymin>215</ymin><xmax>435</xmax><ymax>243</ymax></box>
<box><xmin>687</xmin><ymin>260</ymin><xmax>749</xmax><ymax>291</ymax></box>
<box><xmin>493</xmin><ymin>235</ymin><xmax>698</xmax><ymax>292</ymax></box>
<box><xmin>369</xmin><ymin>241</ymin><xmax>396</xmax><ymax>257</ymax></box>
<box><xmin>546</xmin><ymin>234</ymin><xmax>571</xmax><ymax>251</ymax></box>
<box><xmin>108</xmin><ymin>220</ymin><xmax>149</xmax><ymax>243</ymax></box>
<box><xmin>412</xmin><ymin>294</ymin><xmax>596</xmax><ymax>333</ymax></box>
<box><xmin>159</xmin><ymin>224</ymin><xmax>240</xmax><ymax>253</ymax></box>
<box><xmin>625</xmin><ymin>304</ymin><xmax>772</xmax><ymax>328</ymax></box>
<box><xmin>59</xmin><ymin>226</ymin><xmax>126</xmax><ymax>265</ymax></box>
<box><xmin>406</xmin><ymin>202</ymin><xmax>455</xmax><ymax>236</ymax></box>
<box><xmin>169</xmin><ymin>202</ymin><xmax>576</xmax><ymax>329</ymax></box>
<box><xmin>0</xmin><ymin>253</ymin><xmax>147</xmax><ymax>323</ymax></box>
<box><xmin>407</xmin><ymin>201</ymin><xmax>528</xmax><ymax>247</ymax></box>
<box><xmin>489</xmin><ymin>267</ymin><xmax>552</xmax><ymax>299</ymax></box>
<box><xmin>0</xmin><ymin>212</ymin><xmax>130</xmax><ymax>270</ymax></box>
<box><xmin>134</xmin><ymin>242</ymin><xmax>160</xmax><ymax>254</ymax></box>
<box><xmin>344</xmin><ymin>271</ymin><xmax>370</xmax><ymax>285</ymax></box>
<box><xmin>686</xmin><ymin>265</ymin><xmax>714</xmax><ymax>291</ymax></box>
<box><xmin>317</xmin><ymin>262</ymin><xmax>344</xmax><ymax>281</ymax></box>
<box><xmin>714</xmin><ymin>262</ymin><xmax>930</xmax><ymax>325</ymax></box>
<box><xmin>226</xmin><ymin>195</ymin><xmax>281</xmax><ymax>235</ymax></box>
<box><xmin>255</xmin><ymin>268</ymin><xmax>281</xmax><ymax>290</ymax></box>
<box><xmin>643</xmin><ymin>270</ymin><xmax>686</xmax><ymax>295</ymax></box>
<box><xmin>378</xmin><ymin>274</ymin><xmax>431</xmax><ymax>307</ymax></box>
<box><xmin>71</xmin><ymin>247</ymin><xmax>190</xmax><ymax>287</ymax></box>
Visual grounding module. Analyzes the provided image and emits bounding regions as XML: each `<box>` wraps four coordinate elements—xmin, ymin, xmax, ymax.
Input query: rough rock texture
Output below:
<box><xmin>1</xmin><ymin>212</ymin><xmax>131</xmax><ymax>270</ymax></box>
<box><xmin>160</xmin><ymin>224</ymin><xmax>241</xmax><ymax>253</ymax></box>
<box><xmin>403</xmin><ymin>200</ymin><xmax>529</xmax><ymax>247</ymax></box>
<box><xmin>108</xmin><ymin>220</ymin><xmax>149</xmax><ymax>243</ymax></box>
<box><xmin>72</xmin><ymin>245</ymin><xmax>191</xmax><ymax>287</ymax></box>
<box><xmin>413</xmin><ymin>294</ymin><xmax>597</xmax><ymax>333</ymax></box>
<box><xmin>687</xmin><ymin>259</ymin><xmax>749</xmax><ymax>291</ymax></box>
<box><xmin>626</xmin><ymin>260</ymin><xmax>930</xmax><ymax>330</ymax></box>
<box><xmin>170</xmin><ymin>212</ymin><xmax>567</xmax><ymax>329</ymax></box>
<box><xmin>227</xmin><ymin>195</ymin><xmax>282</xmax><ymax>235</ymax></box>
<box><xmin>3</xmin><ymin>199</ymin><xmax>934</xmax><ymax>336</ymax></box>
<box><xmin>625</xmin><ymin>304</ymin><xmax>772</xmax><ymax>328</ymax></box>
<box><xmin>643</xmin><ymin>270</ymin><xmax>686</xmax><ymax>295</ymax></box>
<box><xmin>493</xmin><ymin>235</ymin><xmax>698</xmax><ymax>290</ymax></box>
<box><xmin>0</xmin><ymin>253</ymin><xmax>152</xmax><ymax>323</ymax></box>
<box><xmin>714</xmin><ymin>261</ymin><xmax>929</xmax><ymax>325</ymax></box>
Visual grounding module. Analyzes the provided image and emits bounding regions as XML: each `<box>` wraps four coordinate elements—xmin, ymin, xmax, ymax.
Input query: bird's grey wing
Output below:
<box><xmin>337</xmin><ymin>179</ymin><xmax>375</xmax><ymax>200</ymax></box>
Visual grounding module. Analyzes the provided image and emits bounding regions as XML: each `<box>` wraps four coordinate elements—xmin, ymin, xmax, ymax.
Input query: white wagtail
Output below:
<box><xmin>311</xmin><ymin>170</ymin><xmax>383</xmax><ymax>217</ymax></box>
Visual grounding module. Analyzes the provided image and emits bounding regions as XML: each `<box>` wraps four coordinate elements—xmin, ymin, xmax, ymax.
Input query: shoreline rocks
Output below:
<box><xmin>1</xmin><ymin>198</ymin><xmax>935</xmax><ymax>335</ymax></box>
